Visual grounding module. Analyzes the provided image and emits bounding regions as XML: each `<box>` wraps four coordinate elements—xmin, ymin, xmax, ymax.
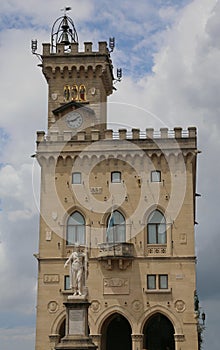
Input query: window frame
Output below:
<box><xmin>66</xmin><ymin>211</ymin><xmax>85</xmax><ymax>245</ymax></box>
<box><xmin>147</xmin><ymin>210</ymin><xmax>167</xmax><ymax>245</ymax></box>
<box><xmin>151</xmin><ymin>170</ymin><xmax>161</xmax><ymax>182</ymax></box>
<box><xmin>146</xmin><ymin>274</ymin><xmax>169</xmax><ymax>290</ymax></box>
<box><xmin>64</xmin><ymin>275</ymin><xmax>70</xmax><ymax>290</ymax></box>
<box><xmin>159</xmin><ymin>274</ymin><xmax>168</xmax><ymax>289</ymax></box>
<box><xmin>111</xmin><ymin>171</ymin><xmax>121</xmax><ymax>183</ymax></box>
<box><xmin>72</xmin><ymin>172</ymin><xmax>82</xmax><ymax>185</ymax></box>
<box><xmin>147</xmin><ymin>275</ymin><xmax>156</xmax><ymax>290</ymax></box>
<box><xmin>106</xmin><ymin>210</ymin><xmax>126</xmax><ymax>243</ymax></box>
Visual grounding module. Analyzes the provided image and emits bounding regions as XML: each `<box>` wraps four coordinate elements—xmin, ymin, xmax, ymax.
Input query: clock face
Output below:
<box><xmin>65</xmin><ymin>111</ymin><xmax>83</xmax><ymax>129</ymax></box>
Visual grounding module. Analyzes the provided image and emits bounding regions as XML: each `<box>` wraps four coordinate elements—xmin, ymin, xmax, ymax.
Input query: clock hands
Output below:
<box><xmin>70</xmin><ymin>115</ymin><xmax>81</xmax><ymax>122</ymax></box>
<box><xmin>66</xmin><ymin>111</ymin><xmax>83</xmax><ymax>128</ymax></box>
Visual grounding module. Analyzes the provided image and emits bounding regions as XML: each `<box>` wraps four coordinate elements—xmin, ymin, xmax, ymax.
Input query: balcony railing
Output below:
<box><xmin>98</xmin><ymin>242</ymin><xmax>134</xmax><ymax>259</ymax></box>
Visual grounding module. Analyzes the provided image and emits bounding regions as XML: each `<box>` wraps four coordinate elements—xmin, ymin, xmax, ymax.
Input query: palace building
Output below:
<box><xmin>34</xmin><ymin>10</ymin><xmax>200</xmax><ymax>350</ymax></box>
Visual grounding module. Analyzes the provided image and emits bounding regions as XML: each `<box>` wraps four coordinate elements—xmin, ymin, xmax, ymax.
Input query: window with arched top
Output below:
<box><xmin>106</xmin><ymin>210</ymin><xmax>126</xmax><ymax>243</ymax></box>
<box><xmin>147</xmin><ymin>210</ymin><xmax>166</xmax><ymax>244</ymax></box>
<box><xmin>67</xmin><ymin>211</ymin><xmax>85</xmax><ymax>245</ymax></box>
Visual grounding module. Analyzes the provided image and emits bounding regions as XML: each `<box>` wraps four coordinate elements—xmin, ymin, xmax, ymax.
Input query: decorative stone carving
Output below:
<box><xmin>131</xmin><ymin>334</ymin><xmax>143</xmax><ymax>341</ymax></box>
<box><xmin>45</xmin><ymin>228</ymin><xmax>52</xmax><ymax>241</ymax></box>
<box><xmin>52</xmin><ymin>211</ymin><xmax>58</xmax><ymax>220</ymax></box>
<box><xmin>100</xmin><ymin>258</ymin><xmax>132</xmax><ymax>270</ymax></box>
<box><xmin>175</xmin><ymin>300</ymin><xmax>186</xmax><ymax>313</ymax></box>
<box><xmin>48</xmin><ymin>301</ymin><xmax>59</xmax><ymax>313</ymax></box>
<box><xmin>174</xmin><ymin>334</ymin><xmax>185</xmax><ymax>342</ymax></box>
<box><xmin>132</xmin><ymin>300</ymin><xmax>143</xmax><ymax>312</ymax></box>
<box><xmin>49</xmin><ymin>334</ymin><xmax>60</xmax><ymax>344</ymax></box>
<box><xmin>51</xmin><ymin>93</ymin><xmax>58</xmax><ymax>101</ymax></box>
<box><xmin>103</xmin><ymin>277</ymin><xmax>129</xmax><ymax>294</ymax></box>
<box><xmin>43</xmin><ymin>274</ymin><xmax>59</xmax><ymax>283</ymax></box>
<box><xmin>147</xmin><ymin>246</ymin><xmax>167</xmax><ymax>255</ymax></box>
<box><xmin>90</xmin><ymin>300</ymin><xmax>101</xmax><ymax>313</ymax></box>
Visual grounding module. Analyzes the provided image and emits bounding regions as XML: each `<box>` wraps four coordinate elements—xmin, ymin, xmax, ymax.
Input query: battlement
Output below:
<box><xmin>42</xmin><ymin>41</ymin><xmax>109</xmax><ymax>56</ymax></box>
<box><xmin>37</xmin><ymin>127</ymin><xmax>197</xmax><ymax>145</ymax></box>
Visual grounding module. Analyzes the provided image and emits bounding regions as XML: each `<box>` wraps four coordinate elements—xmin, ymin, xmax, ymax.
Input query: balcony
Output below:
<box><xmin>97</xmin><ymin>242</ymin><xmax>134</xmax><ymax>270</ymax></box>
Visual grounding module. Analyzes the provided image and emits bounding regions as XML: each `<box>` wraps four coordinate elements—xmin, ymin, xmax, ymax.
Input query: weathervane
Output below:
<box><xmin>61</xmin><ymin>6</ymin><xmax>72</xmax><ymax>15</ymax></box>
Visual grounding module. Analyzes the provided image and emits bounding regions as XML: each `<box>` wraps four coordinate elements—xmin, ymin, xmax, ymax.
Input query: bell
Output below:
<box><xmin>60</xmin><ymin>32</ymin><xmax>70</xmax><ymax>45</ymax></box>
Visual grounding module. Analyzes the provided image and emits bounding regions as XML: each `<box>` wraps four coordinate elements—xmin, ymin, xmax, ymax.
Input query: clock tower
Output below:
<box><xmin>40</xmin><ymin>11</ymin><xmax>114</xmax><ymax>133</ymax></box>
<box><xmin>34</xmin><ymin>9</ymin><xmax>201</xmax><ymax>350</ymax></box>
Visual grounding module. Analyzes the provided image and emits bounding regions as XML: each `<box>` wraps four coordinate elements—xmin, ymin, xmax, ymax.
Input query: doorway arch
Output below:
<box><xmin>58</xmin><ymin>318</ymin><xmax>66</xmax><ymax>342</ymax></box>
<box><xmin>101</xmin><ymin>312</ymin><xmax>132</xmax><ymax>350</ymax></box>
<box><xmin>143</xmin><ymin>313</ymin><xmax>175</xmax><ymax>350</ymax></box>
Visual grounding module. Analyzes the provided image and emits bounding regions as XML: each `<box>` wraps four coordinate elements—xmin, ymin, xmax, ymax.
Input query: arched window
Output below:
<box><xmin>67</xmin><ymin>211</ymin><xmax>85</xmax><ymax>245</ymax></box>
<box><xmin>147</xmin><ymin>210</ymin><xmax>166</xmax><ymax>244</ymax></box>
<box><xmin>106</xmin><ymin>210</ymin><xmax>126</xmax><ymax>243</ymax></box>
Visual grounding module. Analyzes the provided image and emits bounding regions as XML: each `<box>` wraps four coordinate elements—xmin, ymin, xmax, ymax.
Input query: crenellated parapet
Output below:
<box><xmin>36</xmin><ymin>127</ymin><xmax>198</xmax><ymax>167</ymax></box>
<box><xmin>37</xmin><ymin>126</ymin><xmax>197</xmax><ymax>144</ymax></box>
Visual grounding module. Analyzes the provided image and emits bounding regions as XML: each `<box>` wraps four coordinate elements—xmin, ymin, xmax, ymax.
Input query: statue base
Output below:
<box><xmin>67</xmin><ymin>294</ymin><xmax>87</xmax><ymax>301</ymax></box>
<box><xmin>55</xmin><ymin>299</ymin><xmax>97</xmax><ymax>350</ymax></box>
<box><xmin>55</xmin><ymin>335</ymin><xmax>97</xmax><ymax>350</ymax></box>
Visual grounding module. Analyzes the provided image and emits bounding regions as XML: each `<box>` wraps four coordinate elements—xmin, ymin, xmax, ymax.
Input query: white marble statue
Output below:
<box><xmin>64</xmin><ymin>244</ymin><xmax>87</xmax><ymax>296</ymax></box>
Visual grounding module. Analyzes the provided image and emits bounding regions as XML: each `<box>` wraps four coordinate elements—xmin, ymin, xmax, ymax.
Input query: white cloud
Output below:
<box><xmin>0</xmin><ymin>163</ymin><xmax>38</xmax><ymax>217</ymax></box>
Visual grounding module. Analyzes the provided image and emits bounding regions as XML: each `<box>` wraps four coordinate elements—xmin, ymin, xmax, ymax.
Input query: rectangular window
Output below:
<box><xmin>151</xmin><ymin>170</ymin><xmax>161</xmax><ymax>182</ymax></box>
<box><xmin>111</xmin><ymin>171</ymin><xmax>121</xmax><ymax>183</ymax></box>
<box><xmin>64</xmin><ymin>275</ymin><xmax>70</xmax><ymax>290</ymax></box>
<box><xmin>147</xmin><ymin>275</ymin><xmax>156</xmax><ymax>289</ymax></box>
<box><xmin>147</xmin><ymin>274</ymin><xmax>169</xmax><ymax>290</ymax></box>
<box><xmin>72</xmin><ymin>172</ymin><xmax>81</xmax><ymax>184</ymax></box>
<box><xmin>159</xmin><ymin>275</ymin><xmax>168</xmax><ymax>289</ymax></box>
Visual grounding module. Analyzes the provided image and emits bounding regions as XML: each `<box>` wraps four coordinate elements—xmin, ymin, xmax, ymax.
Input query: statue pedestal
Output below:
<box><xmin>55</xmin><ymin>298</ymin><xmax>97</xmax><ymax>350</ymax></box>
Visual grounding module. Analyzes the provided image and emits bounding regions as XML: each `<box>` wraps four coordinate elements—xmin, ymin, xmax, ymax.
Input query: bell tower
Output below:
<box><xmin>39</xmin><ymin>9</ymin><xmax>114</xmax><ymax>132</ymax></box>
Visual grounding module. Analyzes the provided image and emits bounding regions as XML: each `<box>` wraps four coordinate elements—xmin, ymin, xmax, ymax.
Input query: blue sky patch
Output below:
<box><xmin>0</xmin><ymin>128</ymin><xmax>9</xmax><ymax>156</ymax></box>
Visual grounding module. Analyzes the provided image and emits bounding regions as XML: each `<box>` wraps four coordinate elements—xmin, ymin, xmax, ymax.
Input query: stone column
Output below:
<box><xmin>49</xmin><ymin>334</ymin><xmax>60</xmax><ymax>348</ymax></box>
<box><xmin>174</xmin><ymin>334</ymin><xmax>185</xmax><ymax>350</ymax></box>
<box><xmin>91</xmin><ymin>334</ymin><xmax>102</xmax><ymax>350</ymax></box>
<box><xmin>131</xmin><ymin>334</ymin><xmax>143</xmax><ymax>350</ymax></box>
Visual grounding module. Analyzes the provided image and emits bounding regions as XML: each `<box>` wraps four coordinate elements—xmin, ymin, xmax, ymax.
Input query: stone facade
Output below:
<box><xmin>34</xmin><ymin>16</ymin><xmax>199</xmax><ymax>350</ymax></box>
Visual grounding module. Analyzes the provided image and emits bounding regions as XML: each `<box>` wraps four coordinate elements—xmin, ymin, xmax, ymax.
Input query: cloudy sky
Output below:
<box><xmin>0</xmin><ymin>0</ymin><xmax>219</xmax><ymax>349</ymax></box>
